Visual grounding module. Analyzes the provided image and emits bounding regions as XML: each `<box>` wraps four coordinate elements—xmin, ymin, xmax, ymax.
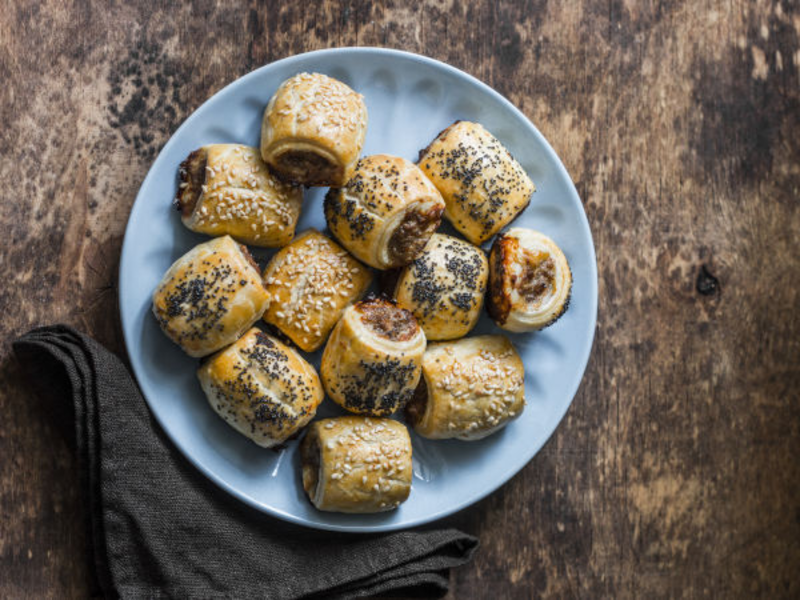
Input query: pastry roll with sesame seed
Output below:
<box><xmin>152</xmin><ymin>236</ymin><xmax>270</xmax><ymax>357</ymax></box>
<box><xmin>197</xmin><ymin>328</ymin><xmax>323</xmax><ymax>448</ymax></box>
<box><xmin>175</xmin><ymin>144</ymin><xmax>303</xmax><ymax>247</ymax></box>
<box><xmin>321</xmin><ymin>297</ymin><xmax>425</xmax><ymax>416</ymax></box>
<box><xmin>487</xmin><ymin>228</ymin><xmax>572</xmax><ymax>331</ymax></box>
<box><xmin>418</xmin><ymin>121</ymin><xmax>535</xmax><ymax>245</ymax></box>
<box><xmin>394</xmin><ymin>233</ymin><xmax>489</xmax><ymax>341</ymax></box>
<box><xmin>260</xmin><ymin>72</ymin><xmax>368</xmax><ymax>187</ymax></box>
<box><xmin>301</xmin><ymin>417</ymin><xmax>412</xmax><ymax>513</ymax></box>
<box><xmin>324</xmin><ymin>155</ymin><xmax>445</xmax><ymax>269</ymax></box>
<box><xmin>262</xmin><ymin>229</ymin><xmax>372</xmax><ymax>352</ymax></box>
<box><xmin>405</xmin><ymin>335</ymin><xmax>525</xmax><ymax>441</ymax></box>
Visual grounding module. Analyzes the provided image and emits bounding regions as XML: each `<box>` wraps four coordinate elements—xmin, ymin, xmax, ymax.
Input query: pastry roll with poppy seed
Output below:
<box><xmin>487</xmin><ymin>227</ymin><xmax>572</xmax><ymax>331</ymax></box>
<box><xmin>418</xmin><ymin>121</ymin><xmax>535</xmax><ymax>245</ymax></box>
<box><xmin>260</xmin><ymin>72</ymin><xmax>368</xmax><ymax>187</ymax></box>
<box><xmin>394</xmin><ymin>233</ymin><xmax>489</xmax><ymax>341</ymax></box>
<box><xmin>262</xmin><ymin>229</ymin><xmax>372</xmax><ymax>352</ymax></box>
<box><xmin>405</xmin><ymin>335</ymin><xmax>525</xmax><ymax>441</ymax></box>
<box><xmin>175</xmin><ymin>144</ymin><xmax>303</xmax><ymax>247</ymax></box>
<box><xmin>301</xmin><ymin>417</ymin><xmax>412</xmax><ymax>513</ymax></box>
<box><xmin>324</xmin><ymin>155</ymin><xmax>445</xmax><ymax>270</ymax></box>
<box><xmin>321</xmin><ymin>297</ymin><xmax>425</xmax><ymax>416</ymax></box>
<box><xmin>152</xmin><ymin>236</ymin><xmax>270</xmax><ymax>357</ymax></box>
<box><xmin>198</xmin><ymin>328</ymin><xmax>323</xmax><ymax>447</ymax></box>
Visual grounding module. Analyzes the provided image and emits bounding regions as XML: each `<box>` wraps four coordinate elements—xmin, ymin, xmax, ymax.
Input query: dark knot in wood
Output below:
<box><xmin>696</xmin><ymin>264</ymin><xmax>720</xmax><ymax>296</ymax></box>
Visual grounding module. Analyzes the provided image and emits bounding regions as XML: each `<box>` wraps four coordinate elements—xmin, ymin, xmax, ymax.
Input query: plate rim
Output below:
<box><xmin>119</xmin><ymin>46</ymin><xmax>598</xmax><ymax>532</ymax></box>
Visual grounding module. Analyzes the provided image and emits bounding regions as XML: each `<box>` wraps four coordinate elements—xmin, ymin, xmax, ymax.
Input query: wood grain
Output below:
<box><xmin>1</xmin><ymin>0</ymin><xmax>798</xmax><ymax>598</ymax></box>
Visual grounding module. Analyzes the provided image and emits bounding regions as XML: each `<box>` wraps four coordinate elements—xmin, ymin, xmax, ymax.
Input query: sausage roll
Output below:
<box><xmin>197</xmin><ymin>328</ymin><xmax>323</xmax><ymax>447</ymax></box>
<box><xmin>324</xmin><ymin>155</ymin><xmax>445</xmax><ymax>269</ymax></box>
<box><xmin>321</xmin><ymin>297</ymin><xmax>425</xmax><ymax>416</ymax></box>
<box><xmin>301</xmin><ymin>417</ymin><xmax>412</xmax><ymax>513</ymax></box>
<box><xmin>418</xmin><ymin>121</ymin><xmax>535</xmax><ymax>245</ymax></box>
<box><xmin>260</xmin><ymin>72</ymin><xmax>368</xmax><ymax>187</ymax></box>
<box><xmin>394</xmin><ymin>233</ymin><xmax>489</xmax><ymax>341</ymax></box>
<box><xmin>405</xmin><ymin>335</ymin><xmax>525</xmax><ymax>440</ymax></box>
<box><xmin>175</xmin><ymin>144</ymin><xmax>303</xmax><ymax>247</ymax></box>
<box><xmin>152</xmin><ymin>236</ymin><xmax>270</xmax><ymax>357</ymax></box>
<box><xmin>487</xmin><ymin>227</ymin><xmax>572</xmax><ymax>331</ymax></box>
<box><xmin>262</xmin><ymin>229</ymin><xmax>373</xmax><ymax>352</ymax></box>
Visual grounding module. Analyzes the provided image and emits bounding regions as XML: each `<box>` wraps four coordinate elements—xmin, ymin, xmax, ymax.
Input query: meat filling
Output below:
<box><xmin>174</xmin><ymin>148</ymin><xmax>207</xmax><ymax>217</ymax></box>
<box><xmin>300</xmin><ymin>430</ymin><xmax>322</xmax><ymax>502</ymax></box>
<box><xmin>404</xmin><ymin>379</ymin><xmax>428</xmax><ymax>427</ymax></box>
<box><xmin>273</xmin><ymin>150</ymin><xmax>341</xmax><ymax>186</ymax></box>
<box><xmin>358</xmin><ymin>298</ymin><xmax>419</xmax><ymax>342</ymax></box>
<box><xmin>387</xmin><ymin>205</ymin><xmax>445</xmax><ymax>266</ymax></box>
<box><xmin>238</xmin><ymin>244</ymin><xmax>262</xmax><ymax>278</ymax></box>
<box><xmin>518</xmin><ymin>250</ymin><xmax>555</xmax><ymax>305</ymax></box>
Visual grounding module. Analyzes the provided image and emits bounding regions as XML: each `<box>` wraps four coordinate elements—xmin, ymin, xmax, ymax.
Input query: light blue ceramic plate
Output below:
<box><xmin>119</xmin><ymin>48</ymin><xmax>597</xmax><ymax>532</ymax></box>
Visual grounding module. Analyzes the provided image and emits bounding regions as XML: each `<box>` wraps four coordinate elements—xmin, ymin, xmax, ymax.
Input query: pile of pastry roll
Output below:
<box><xmin>152</xmin><ymin>72</ymin><xmax>572</xmax><ymax>514</ymax></box>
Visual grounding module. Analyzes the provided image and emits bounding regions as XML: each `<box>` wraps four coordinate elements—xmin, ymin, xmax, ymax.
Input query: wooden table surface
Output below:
<box><xmin>1</xmin><ymin>1</ymin><xmax>798</xmax><ymax>598</ymax></box>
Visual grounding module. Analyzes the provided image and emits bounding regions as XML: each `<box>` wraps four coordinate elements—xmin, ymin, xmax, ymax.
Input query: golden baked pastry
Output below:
<box><xmin>321</xmin><ymin>297</ymin><xmax>425</xmax><ymax>416</ymax></box>
<box><xmin>152</xmin><ymin>236</ymin><xmax>270</xmax><ymax>357</ymax></box>
<box><xmin>197</xmin><ymin>328</ymin><xmax>323</xmax><ymax>448</ymax></box>
<box><xmin>260</xmin><ymin>72</ymin><xmax>367</xmax><ymax>186</ymax></box>
<box><xmin>324</xmin><ymin>154</ymin><xmax>445</xmax><ymax>269</ymax></box>
<box><xmin>418</xmin><ymin>121</ymin><xmax>535</xmax><ymax>245</ymax></box>
<box><xmin>175</xmin><ymin>144</ymin><xmax>303</xmax><ymax>247</ymax></box>
<box><xmin>301</xmin><ymin>417</ymin><xmax>412</xmax><ymax>513</ymax></box>
<box><xmin>487</xmin><ymin>227</ymin><xmax>572</xmax><ymax>331</ymax></box>
<box><xmin>394</xmin><ymin>233</ymin><xmax>489</xmax><ymax>341</ymax></box>
<box><xmin>405</xmin><ymin>335</ymin><xmax>525</xmax><ymax>440</ymax></box>
<box><xmin>262</xmin><ymin>229</ymin><xmax>373</xmax><ymax>352</ymax></box>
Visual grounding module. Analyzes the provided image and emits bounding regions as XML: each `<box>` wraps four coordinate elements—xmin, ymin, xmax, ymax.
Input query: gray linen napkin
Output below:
<box><xmin>13</xmin><ymin>325</ymin><xmax>477</xmax><ymax>599</ymax></box>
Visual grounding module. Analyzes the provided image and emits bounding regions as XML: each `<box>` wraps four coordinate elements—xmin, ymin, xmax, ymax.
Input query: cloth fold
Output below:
<box><xmin>13</xmin><ymin>325</ymin><xmax>477</xmax><ymax>599</ymax></box>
